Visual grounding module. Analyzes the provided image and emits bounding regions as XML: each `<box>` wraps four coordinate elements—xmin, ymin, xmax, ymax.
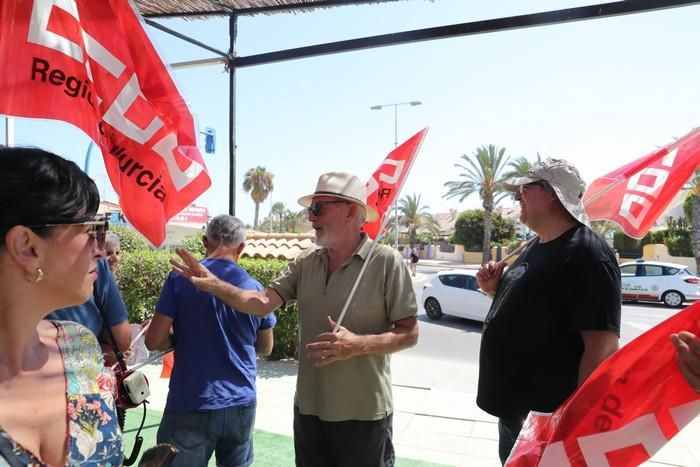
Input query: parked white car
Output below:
<box><xmin>421</xmin><ymin>269</ymin><xmax>492</xmax><ymax>321</ymax></box>
<box><xmin>619</xmin><ymin>260</ymin><xmax>700</xmax><ymax>307</ymax></box>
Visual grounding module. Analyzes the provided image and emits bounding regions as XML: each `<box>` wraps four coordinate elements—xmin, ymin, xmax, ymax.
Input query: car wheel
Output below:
<box><xmin>424</xmin><ymin>297</ymin><xmax>443</xmax><ymax>320</ymax></box>
<box><xmin>662</xmin><ymin>290</ymin><xmax>684</xmax><ymax>307</ymax></box>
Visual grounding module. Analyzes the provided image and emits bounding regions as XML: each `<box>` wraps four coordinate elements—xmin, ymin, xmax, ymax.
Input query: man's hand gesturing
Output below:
<box><xmin>171</xmin><ymin>248</ymin><xmax>220</xmax><ymax>293</ymax></box>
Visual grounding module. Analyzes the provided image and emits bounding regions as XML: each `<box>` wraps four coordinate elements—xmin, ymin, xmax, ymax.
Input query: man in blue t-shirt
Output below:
<box><xmin>145</xmin><ymin>215</ymin><xmax>276</xmax><ymax>467</ymax></box>
<box><xmin>47</xmin><ymin>257</ymin><xmax>131</xmax><ymax>360</ymax></box>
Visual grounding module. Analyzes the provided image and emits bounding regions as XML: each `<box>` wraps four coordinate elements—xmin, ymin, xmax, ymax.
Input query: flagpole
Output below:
<box><xmin>333</xmin><ymin>128</ymin><xmax>428</xmax><ymax>332</ymax></box>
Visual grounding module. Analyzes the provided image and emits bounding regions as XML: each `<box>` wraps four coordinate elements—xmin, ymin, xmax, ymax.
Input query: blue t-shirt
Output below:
<box><xmin>156</xmin><ymin>258</ymin><xmax>276</xmax><ymax>411</ymax></box>
<box><xmin>47</xmin><ymin>258</ymin><xmax>128</xmax><ymax>336</ymax></box>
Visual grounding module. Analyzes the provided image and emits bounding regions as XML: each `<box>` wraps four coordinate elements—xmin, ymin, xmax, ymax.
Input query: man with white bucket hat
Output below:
<box><xmin>171</xmin><ymin>171</ymin><xmax>418</xmax><ymax>467</ymax></box>
<box><xmin>475</xmin><ymin>158</ymin><xmax>621</xmax><ymax>465</ymax></box>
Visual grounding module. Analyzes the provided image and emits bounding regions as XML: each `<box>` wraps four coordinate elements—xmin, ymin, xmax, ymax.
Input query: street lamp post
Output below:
<box><xmin>370</xmin><ymin>101</ymin><xmax>422</xmax><ymax>249</ymax></box>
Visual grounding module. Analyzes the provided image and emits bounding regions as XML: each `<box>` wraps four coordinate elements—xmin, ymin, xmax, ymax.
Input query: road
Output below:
<box><xmin>404</xmin><ymin>264</ymin><xmax>686</xmax><ymax>365</ymax></box>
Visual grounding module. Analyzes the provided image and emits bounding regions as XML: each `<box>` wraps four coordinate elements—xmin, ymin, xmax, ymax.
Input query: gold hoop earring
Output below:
<box><xmin>34</xmin><ymin>268</ymin><xmax>45</xmax><ymax>283</ymax></box>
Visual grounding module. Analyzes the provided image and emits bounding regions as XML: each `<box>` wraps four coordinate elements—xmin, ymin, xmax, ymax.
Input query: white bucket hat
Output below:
<box><xmin>298</xmin><ymin>172</ymin><xmax>379</xmax><ymax>222</ymax></box>
<box><xmin>503</xmin><ymin>158</ymin><xmax>590</xmax><ymax>226</ymax></box>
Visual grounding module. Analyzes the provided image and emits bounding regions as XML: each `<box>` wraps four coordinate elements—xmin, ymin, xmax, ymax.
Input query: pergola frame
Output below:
<box><xmin>138</xmin><ymin>0</ymin><xmax>700</xmax><ymax>215</ymax></box>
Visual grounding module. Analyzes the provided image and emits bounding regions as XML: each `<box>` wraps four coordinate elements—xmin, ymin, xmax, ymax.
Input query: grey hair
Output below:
<box><xmin>105</xmin><ymin>231</ymin><xmax>120</xmax><ymax>248</ymax></box>
<box><xmin>206</xmin><ymin>215</ymin><xmax>246</xmax><ymax>246</ymax></box>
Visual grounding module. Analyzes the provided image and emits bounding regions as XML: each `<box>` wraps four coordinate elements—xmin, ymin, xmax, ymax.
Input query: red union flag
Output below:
<box><xmin>583</xmin><ymin>128</ymin><xmax>700</xmax><ymax>239</ymax></box>
<box><xmin>363</xmin><ymin>128</ymin><xmax>428</xmax><ymax>239</ymax></box>
<box><xmin>507</xmin><ymin>302</ymin><xmax>700</xmax><ymax>466</ymax></box>
<box><xmin>0</xmin><ymin>0</ymin><xmax>211</xmax><ymax>246</ymax></box>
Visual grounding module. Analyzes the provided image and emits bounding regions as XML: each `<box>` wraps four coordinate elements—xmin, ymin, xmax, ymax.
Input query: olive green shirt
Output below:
<box><xmin>271</xmin><ymin>234</ymin><xmax>418</xmax><ymax>422</ymax></box>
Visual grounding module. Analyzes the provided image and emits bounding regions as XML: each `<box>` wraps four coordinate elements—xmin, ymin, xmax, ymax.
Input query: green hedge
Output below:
<box><xmin>117</xmin><ymin>245</ymin><xmax>298</xmax><ymax>360</ymax></box>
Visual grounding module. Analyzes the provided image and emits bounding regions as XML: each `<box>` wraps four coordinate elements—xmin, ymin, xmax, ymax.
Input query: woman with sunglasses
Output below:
<box><xmin>0</xmin><ymin>147</ymin><xmax>122</xmax><ymax>465</ymax></box>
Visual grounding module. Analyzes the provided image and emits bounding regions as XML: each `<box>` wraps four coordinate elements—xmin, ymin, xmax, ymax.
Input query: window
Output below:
<box><xmin>663</xmin><ymin>267</ymin><xmax>680</xmax><ymax>276</ymax></box>
<box><xmin>620</xmin><ymin>265</ymin><xmax>637</xmax><ymax>277</ymax></box>
<box><xmin>642</xmin><ymin>265</ymin><xmax>663</xmax><ymax>276</ymax></box>
<box><xmin>466</xmin><ymin>275</ymin><xmax>479</xmax><ymax>291</ymax></box>
<box><xmin>439</xmin><ymin>274</ymin><xmax>468</xmax><ymax>289</ymax></box>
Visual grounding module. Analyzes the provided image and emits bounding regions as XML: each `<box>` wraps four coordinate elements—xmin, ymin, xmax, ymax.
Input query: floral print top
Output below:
<box><xmin>0</xmin><ymin>321</ymin><xmax>123</xmax><ymax>466</ymax></box>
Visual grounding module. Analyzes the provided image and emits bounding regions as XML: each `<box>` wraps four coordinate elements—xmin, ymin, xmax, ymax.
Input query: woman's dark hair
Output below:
<box><xmin>0</xmin><ymin>146</ymin><xmax>100</xmax><ymax>244</ymax></box>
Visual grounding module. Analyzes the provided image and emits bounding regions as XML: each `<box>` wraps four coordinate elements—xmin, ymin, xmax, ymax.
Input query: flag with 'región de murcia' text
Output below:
<box><xmin>0</xmin><ymin>0</ymin><xmax>210</xmax><ymax>246</ymax></box>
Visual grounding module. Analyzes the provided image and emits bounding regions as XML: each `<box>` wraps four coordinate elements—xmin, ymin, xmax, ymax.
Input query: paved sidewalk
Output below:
<box><xmin>139</xmin><ymin>350</ymin><xmax>700</xmax><ymax>466</ymax></box>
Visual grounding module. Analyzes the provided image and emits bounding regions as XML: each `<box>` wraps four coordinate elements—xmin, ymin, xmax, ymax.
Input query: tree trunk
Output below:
<box><xmin>253</xmin><ymin>202</ymin><xmax>260</xmax><ymax>229</ymax></box>
<box><xmin>692</xmin><ymin>196</ymin><xmax>700</xmax><ymax>273</ymax></box>
<box><xmin>482</xmin><ymin>204</ymin><xmax>493</xmax><ymax>265</ymax></box>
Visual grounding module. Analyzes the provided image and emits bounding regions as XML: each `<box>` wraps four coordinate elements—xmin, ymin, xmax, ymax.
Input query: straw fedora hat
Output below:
<box><xmin>298</xmin><ymin>172</ymin><xmax>379</xmax><ymax>222</ymax></box>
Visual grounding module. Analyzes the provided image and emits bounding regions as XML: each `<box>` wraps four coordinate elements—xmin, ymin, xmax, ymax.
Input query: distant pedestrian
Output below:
<box><xmin>145</xmin><ymin>215</ymin><xmax>276</xmax><ymax>467</ymax></box>
<box><xmin>614</xmin><ymin>248</ymin><xmax>620</xmax><ymax>262</ymax></box>
<box><xmin>169</xmin><ymin>172</ymin><xmax>418</xmax><ymax>467</ymax></box>
<box><xmin>409</xmin><ymin>245</ymin><xmax>419</xmax><ymax>277</ymax></box>
<box><xmin>476</xmin><ymin>159</ymin><xmax>621</xmax><ymax>465</ymax></box>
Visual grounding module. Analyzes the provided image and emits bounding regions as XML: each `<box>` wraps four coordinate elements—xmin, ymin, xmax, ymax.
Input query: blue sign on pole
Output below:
<box><xmin>203</xmin><ymin>127</ymin><xmax>216</xmax><ymax>154</ymax></box>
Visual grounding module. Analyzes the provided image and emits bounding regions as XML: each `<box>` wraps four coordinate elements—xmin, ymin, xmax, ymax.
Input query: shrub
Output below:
<box><xmin>117</xmin><ymin>249</ymin><xmax>298</xmax><ymax>360</ymax></box>
<box><xmin>119</xmin><ymin>249</ymin><xmax>173</xmax><ymax>322</ymax></box>
<box><xmin>179</xmin><ymin>233</ymin><xmax>206</xmax><ymax>258</ymax></box>
<box><xmin>111</xmin><ymin>225</ymin><xmax>150</xmax><ymax>252</ymax></box>
<box><xmin>452</xmin><ymin>209</ymin><xmax>516</xmax><ymax>250</ymax></box>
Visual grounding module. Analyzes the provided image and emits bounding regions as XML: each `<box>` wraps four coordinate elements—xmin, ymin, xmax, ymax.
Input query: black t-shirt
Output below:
<box><xmin>476</xmin><ymin>224</ymin><xmax>621</xmax><ymax>419</ymax></box>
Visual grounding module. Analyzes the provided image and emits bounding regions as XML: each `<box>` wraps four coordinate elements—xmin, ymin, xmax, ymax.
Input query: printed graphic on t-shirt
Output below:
<box><xmin>484</xmin><ymin>263</ymin><xmax>527</xmax><ymax>325</ymax></box>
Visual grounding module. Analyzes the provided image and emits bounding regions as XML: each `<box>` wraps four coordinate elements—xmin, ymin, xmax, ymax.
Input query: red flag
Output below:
<box><xmin>0</xmin><ymin>0</ymin><xmax>211</xmax><ymax>247</ymax></box>
<box><xmin>583</xmin><ymin>128</ymin><xmax>700</xmax><ymax>239</ymax></box>
<box><xmin>363</xmin><ymin>128</ymin><xmax>428</xmax><ymax>239</ymax></box>
<box><xmin>507</xmin><ymin>303</ymin><xmax>700</xmax><ymax>466</ymax></box>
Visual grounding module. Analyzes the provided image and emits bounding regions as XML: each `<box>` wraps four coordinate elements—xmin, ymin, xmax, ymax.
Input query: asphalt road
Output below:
<box><xmin>405</xmin><ymin>265</ymin><xmax>686</xmax><ymax>365</ymax></box>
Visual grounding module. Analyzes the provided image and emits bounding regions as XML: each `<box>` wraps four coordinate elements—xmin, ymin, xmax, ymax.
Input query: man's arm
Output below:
<box><xmin>305</xmin><ymin>315</ymin><xmax>418</xmax><ymax>367</ymax></box>
<box><xmin>171</xmin><ymin>248</ymin><xmax>283</xmax><ymax>316</ymax></box>
<box><xmin>578</xmin><ymin>330</ymin><xmax>619</xmax><ymax>385</ymax></box>
<box><xmin>145</xmin><ymin>312</ymin><xmax>174</xmax><ymax>351</ymax></box>
<box><xmin>255</xmin><ymin>328</ymin><xmax>274</xmax><ymax>356</ymax></box>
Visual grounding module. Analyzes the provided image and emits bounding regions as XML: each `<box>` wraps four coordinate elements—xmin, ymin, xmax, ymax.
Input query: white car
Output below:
<box><xmin>619</xmin><ymin>260</ymin><xmax>700</xmax><ymax>307</ymax></box>
<box><xmin>421</xmin><ymin>269</ymin><xmax>492</xmax><ymax>321</ymax></box>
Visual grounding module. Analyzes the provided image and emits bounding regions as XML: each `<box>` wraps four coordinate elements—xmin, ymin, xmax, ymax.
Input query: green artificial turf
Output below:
<box><xmin>122</xmin><ymin>408</ymin><xmax>447</xmax><ymax>466</ymax></box>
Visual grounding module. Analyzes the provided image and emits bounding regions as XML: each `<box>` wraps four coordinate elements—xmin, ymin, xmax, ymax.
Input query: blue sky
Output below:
<box><xmin>4</xmin><ymin>0</ymin><xmax>700</xmax><ymax>228</ymax></box>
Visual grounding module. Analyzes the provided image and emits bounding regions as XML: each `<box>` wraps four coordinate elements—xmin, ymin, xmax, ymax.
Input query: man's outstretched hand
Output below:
<box><xmin>171</xmin><ymin>248</ymin><xmax>220</xmax><ymax>293</ymax></box>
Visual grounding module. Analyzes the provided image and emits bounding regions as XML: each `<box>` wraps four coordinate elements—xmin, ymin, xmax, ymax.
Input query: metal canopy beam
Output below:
<box><xmin>235</xmin><ymin>0</ymin><xmax>700</xmax><ymax>67</ymax></box>
<box><xmin>140</xmin><ymin>0</ymin><xmax>700</xmax><ymax>220</ymax></box>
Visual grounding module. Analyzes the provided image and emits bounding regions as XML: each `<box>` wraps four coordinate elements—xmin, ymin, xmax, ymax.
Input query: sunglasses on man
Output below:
<box><xmin>306</xmin><ymin>200</ymin><xmax>348</xmax><ymax>217</ymax></box>
<box><xmin>29</xmin><ymin>217</ymin><xmax>110</xmax><ymax>249</ymax></box>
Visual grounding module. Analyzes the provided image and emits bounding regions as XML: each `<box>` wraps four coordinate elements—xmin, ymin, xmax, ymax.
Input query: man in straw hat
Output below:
<box><xmin>171</xmin><ymin>171</ymin><xmax>418</xmax><ymax>467</ymax></box>
<box><xmin>475</xmin><ymin>159</ymin><xmax>621</xmax><ymax>464</ymax></box>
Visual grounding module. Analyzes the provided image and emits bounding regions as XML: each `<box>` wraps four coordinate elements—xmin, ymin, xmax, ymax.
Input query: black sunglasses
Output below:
<box><xmin>28</xmin><ymin>218</ymin><xmax>109</xmax><ymax>249</ymax></box>
<box><xmin>307</xmin><ymin>200</ymin><xmax>348</xmax><ymax>217</ymax></box>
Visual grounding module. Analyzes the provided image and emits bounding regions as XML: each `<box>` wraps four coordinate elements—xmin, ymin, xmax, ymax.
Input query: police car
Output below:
<box><xmin>619</xmin><ymin>259</ymin><xmax>700</xmax><ymax>307</ymax></box>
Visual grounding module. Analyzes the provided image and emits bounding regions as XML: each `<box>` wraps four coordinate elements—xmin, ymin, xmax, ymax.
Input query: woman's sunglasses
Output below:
<box><xmin>28</xmin><ymin>218</ymin><xmax>109</xmax><ymax>249</ymax></box>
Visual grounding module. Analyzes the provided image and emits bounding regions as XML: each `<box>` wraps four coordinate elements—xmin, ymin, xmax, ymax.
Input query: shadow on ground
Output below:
<box><xmin>257</xmin><ymin>359</ymin><xmax>298</xmax><ymax>379</ymax></box>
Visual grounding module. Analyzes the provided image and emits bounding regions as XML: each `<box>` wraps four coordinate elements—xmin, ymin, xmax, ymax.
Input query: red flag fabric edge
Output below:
<box><xmin>363</xmin><ymin>128</ymin><xmax>429</xmax><ymax>239</ymax></box>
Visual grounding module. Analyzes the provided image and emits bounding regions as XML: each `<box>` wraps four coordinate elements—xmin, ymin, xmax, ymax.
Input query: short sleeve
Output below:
<box><xmin>156</xmin><ymin>272</ymin><xmax>179</xmax><ymax>320</ymax></box>
<box><xmin>270</xmin><ymin>257</ymin><xmax>301</xmax><ymax>304</ymax></box>
<box><xmin>565</xmin><ymin>253</ymin><xmax>621</xmax><ymax>335</ymax></box>
<box><xmin>383</xmin><ymin>248</ymin><xmax>419</xmax><ymax>323</ymax></box>
<box><xmin>259</xmin><ymin>312</ymin><xmax>277</xmax><ymax>330</ymax></box>
<box><xmin>97</xmin><ymin>260</ymin><xmax>128</xmax><ymax>326</ymax></box>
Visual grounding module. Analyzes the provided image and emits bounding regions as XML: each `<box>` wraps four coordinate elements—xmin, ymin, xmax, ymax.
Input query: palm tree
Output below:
<box><xmin>271</xmin><ymin>201</ymin><xmax>286</xmax><ymax>232</ymax></box>
<box><xmin>242</xmin><ymin>167</ymin><xmax>274</xmax><ymax>229</ymax></box>
<box><xmin>502</xmin><ymin>153</ymin><xmax>543</xmax><ymax>180</ymax></box>
<box><xmin>285</xmin><ymin>208</ymin><xmax>306</xmax><ymax>233</ymax></box>
<box><xmin>393</xmin><ymin>193</ymin><xmax>439</xmax><ymax>246</ymax></box>
<box><xmin>443</xmin><ymin>145</ymin><xmax>510</xmax><ymax>264</ymax></box>
<box><xmin>687</xmin><ymin>170</ymin><xmax>700</xmax><ymax>272</ymax></box>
